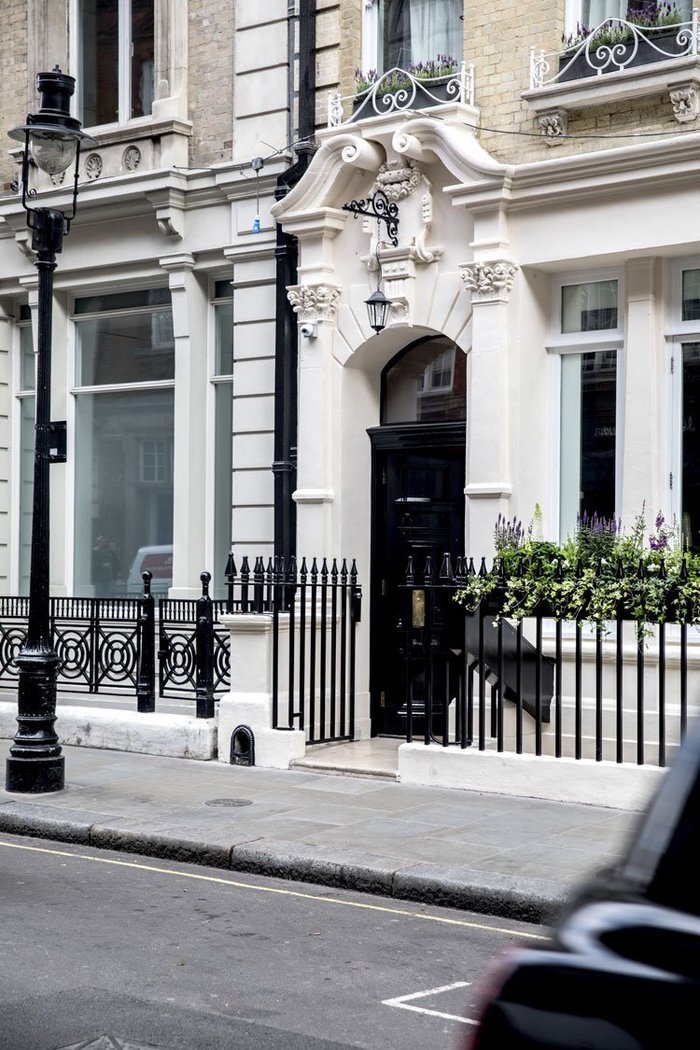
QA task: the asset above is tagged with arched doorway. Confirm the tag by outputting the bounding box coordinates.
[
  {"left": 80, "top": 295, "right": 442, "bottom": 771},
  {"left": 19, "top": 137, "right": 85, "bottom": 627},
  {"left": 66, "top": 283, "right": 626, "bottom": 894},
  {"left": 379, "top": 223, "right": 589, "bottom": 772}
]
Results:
[{"left": 369, "top": 335, "right": 467, "bottom": 736}]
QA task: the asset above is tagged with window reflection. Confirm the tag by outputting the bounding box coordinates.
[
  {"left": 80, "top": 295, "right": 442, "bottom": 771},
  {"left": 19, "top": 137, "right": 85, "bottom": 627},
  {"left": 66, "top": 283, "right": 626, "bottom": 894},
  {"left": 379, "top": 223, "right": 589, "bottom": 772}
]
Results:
[{"left": 383, "top": 337, "right": 466, "bottom": 423}]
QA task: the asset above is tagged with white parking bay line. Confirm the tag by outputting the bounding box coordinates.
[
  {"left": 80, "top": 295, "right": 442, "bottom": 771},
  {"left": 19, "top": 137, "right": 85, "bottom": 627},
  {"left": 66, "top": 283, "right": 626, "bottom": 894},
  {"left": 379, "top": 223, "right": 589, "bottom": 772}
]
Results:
[{"left": 382, "top": 981, "right": 476, "bottom": 1025}]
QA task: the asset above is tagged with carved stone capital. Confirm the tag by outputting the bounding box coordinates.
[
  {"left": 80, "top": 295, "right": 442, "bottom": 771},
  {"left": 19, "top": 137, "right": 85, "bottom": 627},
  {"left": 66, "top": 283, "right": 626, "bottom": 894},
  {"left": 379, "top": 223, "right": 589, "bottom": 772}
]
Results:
[
  {"left": 670, "top": 84, "right": 700, "bottom": 123},
  {"left": 460, "top": 261, "right": 519, "bottom": 303},
  {"left": 287, "top": 283, "right": 342, "bottom": 323},
  {"left": 536, "top": 108, "right": 568, "bottom": 146}
]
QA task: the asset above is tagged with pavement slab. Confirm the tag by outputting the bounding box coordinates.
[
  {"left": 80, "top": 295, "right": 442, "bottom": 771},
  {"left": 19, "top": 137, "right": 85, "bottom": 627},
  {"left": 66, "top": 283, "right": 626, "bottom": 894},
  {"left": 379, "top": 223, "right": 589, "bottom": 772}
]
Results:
[{"left": 0, "top": 741, "right": 640, "bottom": 925}]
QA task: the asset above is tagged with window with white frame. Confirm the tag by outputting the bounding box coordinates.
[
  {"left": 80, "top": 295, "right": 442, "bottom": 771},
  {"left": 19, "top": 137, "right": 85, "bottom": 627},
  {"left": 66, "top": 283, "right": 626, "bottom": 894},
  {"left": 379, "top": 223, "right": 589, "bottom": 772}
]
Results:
[
  {"left": 555, "top": 277, "right": 621, "bottom": 541},
  {"left": 211, "top": 279, "right": 233, "bottom": 599},
  {"left": 365, "top": 0, "right": 464, "bottom": 74},
  {"left": 573, "top": 1, "right": 692, "bottom": 29},
  {"left": 76, "top": 0, "right": 154, "bottom": 127},
  {"left": 669, "top": 265, "right": 700, "bottom": 551},
  {"left": 16, "top": 306, "right": 35, "bottom": 596},
  {"left": 72, "top": 288, "right": 174, "bottom": 597}
]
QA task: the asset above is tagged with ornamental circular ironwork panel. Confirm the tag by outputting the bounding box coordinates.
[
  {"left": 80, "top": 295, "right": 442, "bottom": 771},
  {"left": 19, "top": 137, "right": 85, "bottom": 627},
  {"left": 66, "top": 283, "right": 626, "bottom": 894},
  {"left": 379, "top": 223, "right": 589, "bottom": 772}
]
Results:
[
  {"left": 0, "top": 626, "right": 27, "bottom": 670},
  {"left": 163, "top": 632, "right": 196, "bottom": 685},
  {"left": 97, "top": 628, "right": 138, "bottom": 681},
  {"left": 55, "top": 628, "right": 91, "bottom": 681}
]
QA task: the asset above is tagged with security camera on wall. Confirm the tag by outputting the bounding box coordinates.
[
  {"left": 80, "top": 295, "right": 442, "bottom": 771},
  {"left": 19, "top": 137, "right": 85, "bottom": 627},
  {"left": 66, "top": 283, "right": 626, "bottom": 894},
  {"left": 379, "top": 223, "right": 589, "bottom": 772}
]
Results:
[{"left": 299, "top": 322, "right": 318, "bottom": 339}]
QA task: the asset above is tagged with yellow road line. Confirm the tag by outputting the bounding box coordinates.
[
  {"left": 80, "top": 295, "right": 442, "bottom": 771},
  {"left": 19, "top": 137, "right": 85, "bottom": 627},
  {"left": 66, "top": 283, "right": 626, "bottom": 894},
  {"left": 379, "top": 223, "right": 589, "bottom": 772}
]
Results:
[{"left": 0, "top": 837, "right": 549, "bottom": 940}]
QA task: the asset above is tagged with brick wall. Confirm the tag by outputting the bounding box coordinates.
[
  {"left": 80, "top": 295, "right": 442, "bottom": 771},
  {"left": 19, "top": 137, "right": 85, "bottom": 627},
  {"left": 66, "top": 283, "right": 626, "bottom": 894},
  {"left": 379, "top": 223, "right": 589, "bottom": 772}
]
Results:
[
  {"left": 0, "top": 0, "right": 28, "bottom": 192},
  {"left": 188, "top": 0, "right": 235, "bottom": 167}
]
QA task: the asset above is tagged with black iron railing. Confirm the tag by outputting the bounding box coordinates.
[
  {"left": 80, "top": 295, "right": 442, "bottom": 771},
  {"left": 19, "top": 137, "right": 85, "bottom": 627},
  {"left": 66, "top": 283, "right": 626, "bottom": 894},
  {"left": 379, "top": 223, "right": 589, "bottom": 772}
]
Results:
[
  {"left": 224, "top": 556, "right": 362, "bottom": 744},
  {"left": 0, "top": 558, "right": 362, "bottom": 742},
  {"left": 400, "top": 555, "right": 698, "bottom": 768}
]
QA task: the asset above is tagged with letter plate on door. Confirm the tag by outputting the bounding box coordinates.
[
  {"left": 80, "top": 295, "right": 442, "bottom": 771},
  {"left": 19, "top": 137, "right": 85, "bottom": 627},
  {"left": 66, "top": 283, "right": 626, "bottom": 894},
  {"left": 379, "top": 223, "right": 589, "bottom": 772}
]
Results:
[{"left": 412, "top": 590, "right": 425, "bottom": 628}]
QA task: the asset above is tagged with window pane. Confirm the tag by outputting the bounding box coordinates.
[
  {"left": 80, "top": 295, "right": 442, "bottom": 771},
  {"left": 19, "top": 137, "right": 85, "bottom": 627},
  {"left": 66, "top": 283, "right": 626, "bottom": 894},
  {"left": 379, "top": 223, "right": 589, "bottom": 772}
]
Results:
[
  {"left": 562, "top": 280, "right": 618, "bottom": 333},
  {"left": 215, "top": 301, "right": 233, "bottom": 376},
  {"left": 378, "top": 0, "right": 463, "bottom": 71},
  {"left": 383, "top": 338, "right": 466, "bottom": 423},
  {"left": 132, "top": 0, "right": 155, "bottom": 118},
  {"left": 80, "top": 0, "right": 119, "bottom": 126},
  {"left": 74, "top": 388, "right": 174, "bottom": 597},
  {"left": 682, "top": 343, "right": 700, "bottom": 551},
  {"left": 75, "top": 288, "right": 170, "bottom": 314},
  {"left": 19, "top": 325, "right": 35, "bottom": 391},
  {"left": 18, "top": 397, "right": 35, "bottom": 596},
  {"left": 213, "top": 381, "right": 233, "bottom": 598},
  {"left": 560, "top": 351, "right": 617, "bottom": 538},
  {"left": 77, "top": 309, "right": 174, "bottom": 385},
  {"left": 682, "top": 270, "right": 700, "bottom": 321}
]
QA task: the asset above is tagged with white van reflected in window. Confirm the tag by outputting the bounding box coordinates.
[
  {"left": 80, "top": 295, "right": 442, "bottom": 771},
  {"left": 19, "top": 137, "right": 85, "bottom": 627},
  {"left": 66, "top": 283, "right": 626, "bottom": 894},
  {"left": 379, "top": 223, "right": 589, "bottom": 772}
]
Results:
[{"left": 126, "top": 545, "right": 172, "bottom": 597}]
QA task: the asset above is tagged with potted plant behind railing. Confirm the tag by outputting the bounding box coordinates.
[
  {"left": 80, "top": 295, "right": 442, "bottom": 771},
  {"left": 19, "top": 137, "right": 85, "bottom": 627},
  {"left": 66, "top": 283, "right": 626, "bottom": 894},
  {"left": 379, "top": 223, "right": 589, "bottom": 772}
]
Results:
[
  {"left": 352, "top": 56, "right": 460, "bottom": 119},
  {"left": 557, "top": 3, "right": 691, "bottom": 83},
  {"left": 454, "top": 507, "right": 700, "bottom": 638}
]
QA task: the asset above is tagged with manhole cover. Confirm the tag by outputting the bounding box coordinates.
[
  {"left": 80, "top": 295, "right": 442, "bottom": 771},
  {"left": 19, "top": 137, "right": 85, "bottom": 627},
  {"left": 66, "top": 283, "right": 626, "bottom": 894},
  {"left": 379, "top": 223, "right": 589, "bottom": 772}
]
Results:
[{"left": 204, "top": 798, "right": 253, "bottom": 807}]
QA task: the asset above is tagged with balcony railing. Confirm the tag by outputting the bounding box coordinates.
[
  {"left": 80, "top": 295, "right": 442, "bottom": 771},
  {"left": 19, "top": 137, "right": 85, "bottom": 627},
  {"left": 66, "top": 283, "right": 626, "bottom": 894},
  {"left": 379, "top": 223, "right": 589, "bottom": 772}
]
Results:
[
  {"left": 327, "top": 63, "right": 475, "bottom": 128},
  {"left": 530, "top": 12, "right": 699, "bottom": 90}
]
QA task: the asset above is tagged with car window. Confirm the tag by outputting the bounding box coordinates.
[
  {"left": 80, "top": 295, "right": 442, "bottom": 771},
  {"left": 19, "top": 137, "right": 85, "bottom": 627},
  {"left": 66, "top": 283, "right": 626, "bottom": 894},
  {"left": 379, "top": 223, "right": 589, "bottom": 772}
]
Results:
[{"left": 621, "top": 718, "right": 700, "bottom": 916}]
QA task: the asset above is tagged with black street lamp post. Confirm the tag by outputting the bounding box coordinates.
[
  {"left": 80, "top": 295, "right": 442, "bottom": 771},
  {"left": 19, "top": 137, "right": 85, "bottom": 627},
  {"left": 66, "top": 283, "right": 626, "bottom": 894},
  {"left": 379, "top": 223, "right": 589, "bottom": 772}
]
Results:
[{"left": 5, "top": 68, "right": 95, "bottom": 793}]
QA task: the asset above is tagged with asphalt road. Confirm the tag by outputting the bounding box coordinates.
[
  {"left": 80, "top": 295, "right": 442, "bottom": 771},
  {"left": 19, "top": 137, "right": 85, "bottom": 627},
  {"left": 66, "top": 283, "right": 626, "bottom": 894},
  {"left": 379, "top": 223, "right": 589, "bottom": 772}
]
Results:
[{"left": 0, "top": 834, "right": 549, "bottom": 1050}]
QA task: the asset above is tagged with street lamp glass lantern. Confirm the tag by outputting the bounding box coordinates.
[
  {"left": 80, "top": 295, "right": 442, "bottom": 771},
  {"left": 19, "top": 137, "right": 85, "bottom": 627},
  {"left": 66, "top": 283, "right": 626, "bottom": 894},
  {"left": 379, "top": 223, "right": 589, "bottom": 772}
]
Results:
[
  {"left": 8, "top": 67, "right": 97, "bottom": 227},
  {"left": 365, "top": 288, "right": 391, "bottom": 333},
  {"left": 28, "top": 130, "right": 78, "bottom": 175}
]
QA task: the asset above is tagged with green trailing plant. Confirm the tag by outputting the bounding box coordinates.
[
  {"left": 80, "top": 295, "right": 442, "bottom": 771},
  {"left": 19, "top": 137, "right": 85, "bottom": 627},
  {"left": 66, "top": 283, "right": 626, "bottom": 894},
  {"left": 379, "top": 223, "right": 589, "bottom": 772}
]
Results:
[{"left": 454, "top": 508, "right": 700, "bottom": 634}]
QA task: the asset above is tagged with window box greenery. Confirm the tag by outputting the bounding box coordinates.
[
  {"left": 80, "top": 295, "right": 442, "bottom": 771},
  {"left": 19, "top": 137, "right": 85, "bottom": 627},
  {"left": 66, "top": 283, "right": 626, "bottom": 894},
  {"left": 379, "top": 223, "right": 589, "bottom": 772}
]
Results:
[
  {"left": 558, "top": 6, "right": 688, "bottom": 84},
  {"left": 352, "top": 57, "right": 460, "bottom": 118},
  {"left": 454, "top": 509, "right": 700, "bottom": 632}
]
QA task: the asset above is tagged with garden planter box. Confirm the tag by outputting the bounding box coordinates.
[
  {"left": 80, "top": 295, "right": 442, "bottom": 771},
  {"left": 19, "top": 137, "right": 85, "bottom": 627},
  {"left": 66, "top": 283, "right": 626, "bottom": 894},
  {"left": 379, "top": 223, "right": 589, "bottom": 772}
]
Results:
[
  {"left": 352, "top": 77, "right": 455, "bottom": 121},
  {"left": 558, "top": 27, "right": 687, "bottom": 83}
]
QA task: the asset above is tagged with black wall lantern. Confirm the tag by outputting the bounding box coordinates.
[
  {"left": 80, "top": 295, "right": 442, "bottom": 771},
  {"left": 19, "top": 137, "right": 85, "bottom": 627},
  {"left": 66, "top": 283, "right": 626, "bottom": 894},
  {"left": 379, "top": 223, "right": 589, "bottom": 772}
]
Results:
[
  {"left": 5, "top": 69, "right": 95, "bottom": 794},
  {"left": 343, "top": 189, "right": 397, "bottom": 334},
  {"left": 365, "top": 287, "right": 391, "bottom": 333}
]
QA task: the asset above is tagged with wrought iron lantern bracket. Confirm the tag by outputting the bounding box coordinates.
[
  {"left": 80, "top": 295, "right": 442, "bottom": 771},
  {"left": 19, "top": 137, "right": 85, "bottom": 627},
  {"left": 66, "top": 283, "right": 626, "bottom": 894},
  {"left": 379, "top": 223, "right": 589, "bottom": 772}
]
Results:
[{"left": 342, "top": 189, "right": 399, "bottom": 247}]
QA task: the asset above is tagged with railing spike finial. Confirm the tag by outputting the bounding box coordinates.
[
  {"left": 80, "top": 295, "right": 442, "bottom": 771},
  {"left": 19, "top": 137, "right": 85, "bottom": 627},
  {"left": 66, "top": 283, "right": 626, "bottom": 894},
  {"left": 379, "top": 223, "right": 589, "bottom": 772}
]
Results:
[
  {"left": 468, "top": 557, "right": 475, "bottom": 576},
  {"left": 478, "top": 556, "right": 488, "bottom": 578},
  {"left": 225, "top": 551, "right": 235, "bottom": 579},
  {"left": 200, "top": 570, "right": 211, "bottom": 596},
  {"left": 439, "top": 552, "right": 452, "bottom": 581},
  {"left": 141, "top": 569, "right": 152, "bottom": 596},
  {"left": 424, "top": 555, "right": 434, "bottom": 583},
  {"left": 405, "top": 555, "right": 414, "bottom": 584}
]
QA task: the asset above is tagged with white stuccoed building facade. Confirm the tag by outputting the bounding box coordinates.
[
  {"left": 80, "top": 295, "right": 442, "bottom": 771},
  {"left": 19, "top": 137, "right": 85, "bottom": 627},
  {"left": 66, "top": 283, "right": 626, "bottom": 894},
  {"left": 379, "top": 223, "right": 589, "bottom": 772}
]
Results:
[{"left": 1, "top": 1, "right": 700, "bottom": 806}]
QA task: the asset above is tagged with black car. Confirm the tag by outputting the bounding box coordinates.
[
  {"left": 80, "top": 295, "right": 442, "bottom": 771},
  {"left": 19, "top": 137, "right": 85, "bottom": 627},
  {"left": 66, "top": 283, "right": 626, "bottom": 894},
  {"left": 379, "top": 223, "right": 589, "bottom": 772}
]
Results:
[{"left": 460, "top": 717, "right": 700, "bottom": 1049}]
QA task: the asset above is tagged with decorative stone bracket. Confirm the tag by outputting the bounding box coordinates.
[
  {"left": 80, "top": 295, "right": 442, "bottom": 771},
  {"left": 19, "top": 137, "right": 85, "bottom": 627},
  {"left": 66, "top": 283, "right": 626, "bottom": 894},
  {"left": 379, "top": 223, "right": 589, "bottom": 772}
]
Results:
[
  {"left": 536, "top": 108, "right": 568, "bottom": 146},
  {"left": 460, "top": 260, "right": 519, "bottom": 303},
  {"left": 669, "top": 82, "right": 700, "bottom": 122},
  {"left": 287, "top": 283, "right": 342, "bottom": 323}
]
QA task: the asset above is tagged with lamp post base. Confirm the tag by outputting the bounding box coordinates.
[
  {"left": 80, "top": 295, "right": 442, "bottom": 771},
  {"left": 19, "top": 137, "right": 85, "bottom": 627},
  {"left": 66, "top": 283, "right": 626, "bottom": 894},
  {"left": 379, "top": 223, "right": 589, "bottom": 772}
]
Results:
[{"left": 5, "top": 755, "right": 65, "bottom": 794}]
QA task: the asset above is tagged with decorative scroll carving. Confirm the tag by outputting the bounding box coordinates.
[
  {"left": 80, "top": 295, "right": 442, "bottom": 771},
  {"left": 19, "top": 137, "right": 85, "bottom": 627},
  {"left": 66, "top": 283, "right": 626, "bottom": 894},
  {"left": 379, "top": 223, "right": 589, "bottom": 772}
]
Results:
[
  {"left": 287, "top": 284, "right": 342, "bottom": 322},
  {"left": 536, "top": 109, "right": 568, "bottom": 145},
  {"left": 670, "top": 84, "right": 700, "bottom": 123},
  {"left": 460, "top": 261, "right": 519, "bottom": 303}
]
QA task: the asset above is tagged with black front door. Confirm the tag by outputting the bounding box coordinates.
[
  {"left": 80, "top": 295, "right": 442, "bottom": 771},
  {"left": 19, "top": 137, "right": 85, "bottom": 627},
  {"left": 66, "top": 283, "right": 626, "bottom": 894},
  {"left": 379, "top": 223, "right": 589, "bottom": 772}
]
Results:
[{"left": 370, "top": 424, "right": 465, "bottom": 735}]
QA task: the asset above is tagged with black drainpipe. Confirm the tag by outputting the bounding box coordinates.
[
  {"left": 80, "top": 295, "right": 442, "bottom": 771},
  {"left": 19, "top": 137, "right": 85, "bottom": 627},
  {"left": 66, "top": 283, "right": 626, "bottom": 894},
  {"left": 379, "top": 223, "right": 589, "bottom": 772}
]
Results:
[{"left": 272, "top": 0, "right": 317, "bottom": 566}]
